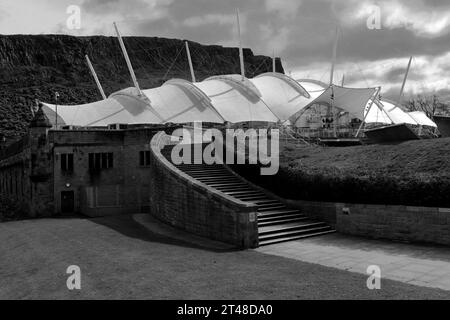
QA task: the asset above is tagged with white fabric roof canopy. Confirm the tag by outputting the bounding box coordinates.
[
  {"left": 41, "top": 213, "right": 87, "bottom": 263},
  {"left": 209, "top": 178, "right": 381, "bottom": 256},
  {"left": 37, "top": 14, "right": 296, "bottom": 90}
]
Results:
[
  {"left": 42, "top": 98, "right": 142, "bottom": 127},
  {"left": 378, "top": 100, "right": 418, "bottom": 125},
  {"left": 407, "top": 111, "right": 437, "bottom": 127},
  {"left": 289, "top": 85, "right": 377, "bottom": 125},
  {"left": 194, "top": 75, "right": 279, "bottom": 123},
  {"left": 364, "top": 100, "right": 392, "bottom": 124},
  {"left": 250, "top": 73, "right": 312, "bottom": 122},
  {"left": 42, "top": 73, "right": 284, "bottom": 126}
]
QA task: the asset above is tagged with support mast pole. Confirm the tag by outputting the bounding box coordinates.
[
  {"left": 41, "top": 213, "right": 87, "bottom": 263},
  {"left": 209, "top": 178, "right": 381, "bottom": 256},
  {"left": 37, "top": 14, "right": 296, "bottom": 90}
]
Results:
[
  {"left": 185, "top": 41, "right": 196, "bottom": 83},
  {"left": 330, "top": 27, "right": 339, "bottom": 137},
  {"left": 236, "top": 9, "right": 245, "bottom": 81},
  {"left": 272, "top": 49, "right": 276, "bottom": 73},
  {"left": 113, "top": 22, "right": 142, "bottom": 95},
  {"left": 85, "top": 55, "right": 107, "bottom": 100},
  {"left": 330, "top": 27, "right": 339, "bottom": 87},
  {"left": 397, "top": 56, "right": 413, "bottom": 107}
]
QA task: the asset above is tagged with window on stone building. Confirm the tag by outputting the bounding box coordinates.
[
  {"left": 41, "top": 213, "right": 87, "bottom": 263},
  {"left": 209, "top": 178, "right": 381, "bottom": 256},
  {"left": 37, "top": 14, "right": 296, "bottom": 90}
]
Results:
[
  {"left": 89, "top": 152, "right": 113, "bottom": 170},
  {"left": 61, "top": 153, "right": 74, "bottom": 172},
  {"left": 139, "top": 151, "right": 151, "bottom": 167}
]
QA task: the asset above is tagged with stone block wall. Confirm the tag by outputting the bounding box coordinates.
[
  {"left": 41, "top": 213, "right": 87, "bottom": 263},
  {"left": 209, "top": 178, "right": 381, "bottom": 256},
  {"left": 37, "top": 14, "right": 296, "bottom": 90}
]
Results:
[
  {"left": 287, "top": 199, "right": 450, "bottom": 246},
  {"left": 149, "top": 132, "right": 259, "bottom": 249},
  {"left": 337, "top": 204, "right": 450, "bottom": 245}
]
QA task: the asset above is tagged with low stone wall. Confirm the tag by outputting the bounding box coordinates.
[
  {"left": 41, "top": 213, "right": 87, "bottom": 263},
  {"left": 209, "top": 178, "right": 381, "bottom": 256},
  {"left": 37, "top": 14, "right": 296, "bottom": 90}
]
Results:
[
  {"left": 148, "top": 132, "right": 259, "bottom": 249},
  {"left": 287, "top": 199, "right": 450, "bottom": 246}
]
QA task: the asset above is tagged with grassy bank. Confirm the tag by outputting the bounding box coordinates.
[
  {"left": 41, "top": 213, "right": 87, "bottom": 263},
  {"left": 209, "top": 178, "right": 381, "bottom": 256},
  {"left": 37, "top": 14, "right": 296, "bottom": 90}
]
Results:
[
  {"left": 1, "top": 215, "right": 449, "bottom": 299},
  {"left": 231, "top": 137, "right": 450, "bottom": 207}
]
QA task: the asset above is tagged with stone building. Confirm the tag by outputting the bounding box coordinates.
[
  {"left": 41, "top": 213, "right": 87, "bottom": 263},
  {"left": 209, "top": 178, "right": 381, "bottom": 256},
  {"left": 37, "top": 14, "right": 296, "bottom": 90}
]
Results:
[{"left": 0, "top": 104, "right": 173, "bottom": 217}]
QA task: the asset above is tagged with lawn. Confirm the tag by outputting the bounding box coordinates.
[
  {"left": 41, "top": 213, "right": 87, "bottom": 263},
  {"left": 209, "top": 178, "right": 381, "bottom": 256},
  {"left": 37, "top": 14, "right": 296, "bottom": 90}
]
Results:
[
  {"left": 0, "top": 214, "right": 449, "bottom": 299},
  {"left": 232, "top": 137, "right": 450, "bottom": 207}
]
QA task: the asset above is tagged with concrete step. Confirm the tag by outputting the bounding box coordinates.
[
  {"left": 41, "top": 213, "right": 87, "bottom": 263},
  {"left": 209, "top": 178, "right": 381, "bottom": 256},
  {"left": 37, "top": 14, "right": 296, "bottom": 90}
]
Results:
[
  {"left": 258, "top": 230, "right": 336, "bottom": 246},
  {"left": 259, "top": 221, "right": 328, "bottom": 236},
  {"left": 258, "top": 209, "right": 301, "bottom": 218},
  {"left": 257, "top": 204, "right": 287, "bottom": 212},
  {"left": 208, "top": 182, "right": 248, "bottom": 188},
  {"left": 258, "top": 215, "right": 310, "bottom": 227},
  {"left": 189, "top": 172, "right": 231, "bottom": 177},
  {"left": 235, "top": 196, "right": 271, "bottom": 201},
  {"left": 224, "top": 190, "right": 265, "bottom": 197},
  {"left": 196, "top": 177, "right": 241, "bottom": 183},
  {"left": 259, "top": 226, "right": 333, "bottom": 242}
]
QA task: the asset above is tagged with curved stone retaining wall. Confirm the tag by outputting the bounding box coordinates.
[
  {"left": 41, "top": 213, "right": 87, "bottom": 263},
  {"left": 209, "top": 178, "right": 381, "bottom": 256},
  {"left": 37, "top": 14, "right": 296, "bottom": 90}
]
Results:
[{"left": 149, "top": 132, "right": 259, "bottom": 249}]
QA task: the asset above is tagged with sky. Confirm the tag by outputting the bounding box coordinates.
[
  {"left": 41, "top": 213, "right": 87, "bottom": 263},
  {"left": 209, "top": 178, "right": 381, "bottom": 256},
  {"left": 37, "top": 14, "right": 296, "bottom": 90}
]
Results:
[{"left": 1, "top": 0, "right": 449, "bottom": 101}]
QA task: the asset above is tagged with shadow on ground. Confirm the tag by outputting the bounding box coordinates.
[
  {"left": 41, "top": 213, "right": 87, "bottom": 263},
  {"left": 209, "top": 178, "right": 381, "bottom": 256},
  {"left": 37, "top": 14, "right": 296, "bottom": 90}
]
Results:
[{"left": 88, "top": 213, "right": 238, "bottom": 253}]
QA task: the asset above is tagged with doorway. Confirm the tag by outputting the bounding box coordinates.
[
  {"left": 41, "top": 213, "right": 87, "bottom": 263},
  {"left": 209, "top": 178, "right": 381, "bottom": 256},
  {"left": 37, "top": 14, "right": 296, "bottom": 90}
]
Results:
[{"left": 61, "top": 191, "right": 75, "bottom": 214}]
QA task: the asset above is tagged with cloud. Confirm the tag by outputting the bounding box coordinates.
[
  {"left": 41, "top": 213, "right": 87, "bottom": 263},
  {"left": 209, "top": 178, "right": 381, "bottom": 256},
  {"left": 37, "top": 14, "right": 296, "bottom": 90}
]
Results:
[
  {"left": 341, "top": 0, "right": 450, "bottom": 37},
  {"left": 0, "top": 0, "right": 449, "bottom": 98},
  {"left": 265, "top": 0, "right": 303, "bottom": 20},
  {"left": 182, "top": 14, "right": 235, "bottom": 28}
]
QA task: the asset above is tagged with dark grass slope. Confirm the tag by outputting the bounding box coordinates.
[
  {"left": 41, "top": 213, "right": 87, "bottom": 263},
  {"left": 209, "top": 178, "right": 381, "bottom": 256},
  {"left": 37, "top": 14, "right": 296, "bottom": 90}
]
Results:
[{"left": 232, "top": 138, "right": 450, "bottom": 208}]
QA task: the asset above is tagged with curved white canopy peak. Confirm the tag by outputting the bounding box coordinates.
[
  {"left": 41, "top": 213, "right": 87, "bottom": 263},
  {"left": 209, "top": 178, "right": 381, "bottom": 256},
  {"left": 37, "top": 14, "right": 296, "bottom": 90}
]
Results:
[
  {"left": 162, "top": 78, "right": 225, "bottom": 122},
  {"left": 256, "top": 72, "right": 310, "bottom": 98},
  {"left": 250, "top": 75, "right": 314, "bottom": 122},
  {"left": 163, "top": 78, "right": 212, "bottom": 104},
  {"left": 109, "top": 87, "right": 165, "bottom": 122},
  {"left": 195, "top": 79, "right": 279, "bottom": 123},
  {"left": 204, "top": 74, "right": 262, "bottom": 101}
]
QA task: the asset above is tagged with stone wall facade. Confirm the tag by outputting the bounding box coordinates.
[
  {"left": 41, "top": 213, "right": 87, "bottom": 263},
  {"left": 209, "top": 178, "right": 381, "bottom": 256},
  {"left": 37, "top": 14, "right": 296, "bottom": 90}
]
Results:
[
  {"left": 149, "top": 132, "right": 259, "bottom": 248},
  {"left": 287, "top": 199, "right": 450, "bottom": 246},
  {"left": 1, "top": 115, "right": 174, "bottom": 217}
]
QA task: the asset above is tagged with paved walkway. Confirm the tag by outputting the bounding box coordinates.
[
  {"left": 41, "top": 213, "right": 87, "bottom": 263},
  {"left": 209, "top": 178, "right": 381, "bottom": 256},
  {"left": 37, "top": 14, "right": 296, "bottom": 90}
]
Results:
[{"left": 256, "top": 234, "right": 450, "bottom": 291}]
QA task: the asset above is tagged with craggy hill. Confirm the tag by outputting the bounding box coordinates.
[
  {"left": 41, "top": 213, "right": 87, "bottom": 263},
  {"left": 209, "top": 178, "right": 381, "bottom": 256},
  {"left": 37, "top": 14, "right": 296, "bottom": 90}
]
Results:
[{"left": 0, "top": 34, "right": 283, "bottom": 142}]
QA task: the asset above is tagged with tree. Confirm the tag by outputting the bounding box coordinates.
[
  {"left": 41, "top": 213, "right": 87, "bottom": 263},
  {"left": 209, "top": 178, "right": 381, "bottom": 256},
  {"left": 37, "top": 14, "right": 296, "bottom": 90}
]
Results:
[{"left": 405, "top": 94, "right": 450, "bottom": 118}]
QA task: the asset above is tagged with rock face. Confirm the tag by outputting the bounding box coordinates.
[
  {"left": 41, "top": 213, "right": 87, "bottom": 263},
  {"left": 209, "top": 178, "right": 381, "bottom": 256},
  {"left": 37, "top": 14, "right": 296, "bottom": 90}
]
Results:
[{"left": 0, "top": 34, "right": 284, "bottom": 142}]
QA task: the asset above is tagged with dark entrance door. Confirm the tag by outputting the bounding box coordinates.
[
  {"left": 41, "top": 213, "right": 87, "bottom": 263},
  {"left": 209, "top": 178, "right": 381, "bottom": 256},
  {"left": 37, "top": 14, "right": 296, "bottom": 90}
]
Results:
[{"left": 61, "top": 191, "right": 75, "bottom": 214}]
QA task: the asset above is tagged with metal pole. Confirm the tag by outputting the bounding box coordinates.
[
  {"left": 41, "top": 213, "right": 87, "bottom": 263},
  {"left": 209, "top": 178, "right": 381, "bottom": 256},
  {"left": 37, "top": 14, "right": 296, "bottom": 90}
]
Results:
[
  {"left": 85, "top": 55, "right": 107, "bottom": 100},
  {"left": 397, "top": 56, "right": 413, "bottom": 106},
  {"left": 55, "top": 92, "right": 59, "bottom": 129},
  {"left": 236, "top": 9, "right": 245, "bottom": 81},
  {"left": 185, "top": 41, "right": 196, "bottom": 82},
  {"left": 272, "top": 49, "right": 276, "bottom": 73},
  {"left": 329, "top": 27, "right": 339, "bottom": 138},
  {"left": 329, "top": 26, "right": 339, "bottom": 86},
  {"left": 330, "top": 84, "right": 337, "bottom": 138},
  {"left": 113, "top": 22, "right": 141, "bottom": 94}
]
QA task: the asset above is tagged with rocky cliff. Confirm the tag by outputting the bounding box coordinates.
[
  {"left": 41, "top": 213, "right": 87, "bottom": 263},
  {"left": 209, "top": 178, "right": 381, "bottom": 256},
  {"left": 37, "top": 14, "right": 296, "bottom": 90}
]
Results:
[{"left": 0, "top": 35, "right": 283, "bottom": 142}]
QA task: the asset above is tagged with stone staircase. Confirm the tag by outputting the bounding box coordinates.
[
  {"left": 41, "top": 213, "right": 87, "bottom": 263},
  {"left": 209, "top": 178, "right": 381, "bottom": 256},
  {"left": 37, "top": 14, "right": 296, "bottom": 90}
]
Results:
[{"left": 162, "top": 146, "right": 335, "bottom": 246}]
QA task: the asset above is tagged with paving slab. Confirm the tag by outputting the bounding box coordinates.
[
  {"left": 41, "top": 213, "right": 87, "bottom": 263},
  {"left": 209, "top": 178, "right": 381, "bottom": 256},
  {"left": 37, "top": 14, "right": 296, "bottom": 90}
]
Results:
[{"left": 256, "top": 233, "right": 450, "bottom": 291}]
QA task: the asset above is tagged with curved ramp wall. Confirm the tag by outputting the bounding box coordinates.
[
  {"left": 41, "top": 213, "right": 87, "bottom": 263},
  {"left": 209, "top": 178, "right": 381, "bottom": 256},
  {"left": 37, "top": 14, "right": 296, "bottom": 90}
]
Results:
[{"left": 149, "top": 132, "right": 259, "bottom": 249}]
